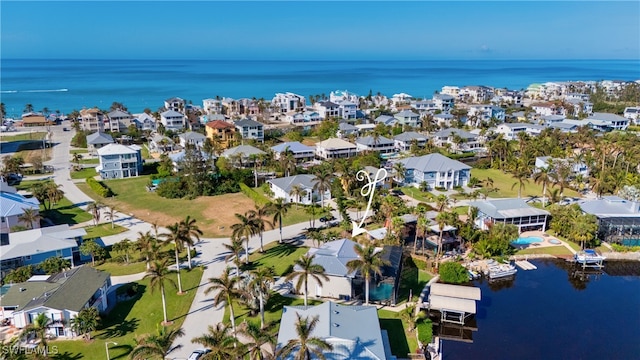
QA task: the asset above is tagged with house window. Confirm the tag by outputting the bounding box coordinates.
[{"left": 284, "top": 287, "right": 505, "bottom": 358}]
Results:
[
  {"left": 25, "top": 255, "right": 31, "bottom": 260},
  {"left": 56, "top": 250, "right": 63, "bottom": 257}
]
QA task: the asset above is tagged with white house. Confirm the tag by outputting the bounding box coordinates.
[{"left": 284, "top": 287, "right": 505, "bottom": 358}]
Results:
[
  {"left": 355, "top": 135, "right": 395, "bottom": 154},
  {"left": 394, "top": 110, "right": 421, "bottom": 127},
  {"left": 96, "top": 143, "right": 143, "bottom": 179},
  {"left": 267, "top": 174, "right": 330, "bottom": 205},
  {"left": 411, "top": 100, "right": 437, "bottom": 112},
  {"left": 586, "top": 112, "right": 630, "bottom": 131},
  {"left": 330, "top": 90, "right": 359, "bottom": 103},
  {"left": 234, "top": 118, "right": 264, "bottom": 143},
  {"left": 132, "top": 113, "right": 157, "bottom": 131},
  {"left": 0, "top": 190, "right": 40, "bottom": 233},
  {"left": 336, "top": 100, "right": 357, "bottom": 120},
  {"left": 535, "top": 156, "right": 589, "bottom": 178},
  {"left": 623, "top": 107, "right": 640, "bottom": 123},
  {"left": 272, "top": 92, "right": 306, "bottom": 113},
  {"left": 469, "top": 198, "right": 550, "bottom": 233},
  {"left": 314, "top": 101, "right": 340, "bottom": 119},
  {"left": 394, "top": 153, "right": 471, "bottom": 190},
  {"left": 532, "top": 102, "right": 565, "bottom": 117},
  {"left": 460, "top": 86, "right": 493, "bottom": 103},
  {"left": 178, "top": 131, "right": 207, "bottom": 148},
  {"left": 271, "top": 142, "right": 315, "bottom": 162},
  {"left": 106, "top": 109, "right": 133, "bottom": 133},
  {"left": 495, "top": 123, "right": 545, "bottom": 140},
  {"left": 202, "top": 98, "right": 223, "bottom": 114},
  {"left": 434, "top": 113, "right": 456, "bottom": 127},
  {"left": 164, "top": 97, "right": 185, "bottom": 112},
  {"left": 394, "top": 131, "right": 428, "bottom": 152},
  {"left": 441, "top": 86, "right": 461, "bottom": 98},
  {"left": 315, "top": 138, "right": 358, "bottom": 159},
  {"left": 79, "top": 108, "right": 106, "bottom": 132},
  {"left": 336, "top": 122, "right": 359, "bottom": 138},
  {"left": 304, "top": 239, "right": 361, "bottom": 299},
  {"left": 160, "top": 110, "right": 185, "bottom": 131},
  {"left": 467, "top": 104, "right": 505, "bottom": 125},
  {"left": 432, "top": 128, "right": 483, "bottom": 153},
  {"left": 565, "top": 98, "right": 593, "bottom": 117},
  {"left": 433, "top": 94, "right": 455, "bottom": 112},
  {"left": 374, "top": 115, "right": 398, "bottom": 126}
]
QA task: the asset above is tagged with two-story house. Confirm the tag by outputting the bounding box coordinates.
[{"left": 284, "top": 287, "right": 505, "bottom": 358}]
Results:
[
  {"left": 106, "top": 109, "right": 133, "bottom": 133},
  {"left": 164, "top": 97, "right": 185, "bottom": 112},
  {"left": 79, "top": 108, "right": 106, "bottom": 132},
  {"left": 272, "top": 92, "right": 306, "bottom": 113},
  {"left": 336, "top": 100, "right": 357, "bottom": 120},
  {"left": 234, "top": 118, "right": 264, "bottom": 143},
  {"left": 315, "top": 138, "right": 358, "bottom": 159},
  {"left": 394, "top": 131, "right": 428, "bottom": 152},
  {"left": 433, "top": 94, "right": 455, "bottom": 112},
  {"left": 336, "top": 122, "right": 359, "bottom": 139},
  {"left": 271, "top": 141, "right": 315, "bottom": 162},
  {"left": 432, "top": 128, "right": 483, "bottom": 153},
  {"left": 178, "top": 131, "right": 207, "bottom": 148},
  {"left": 0, "top": 189, "right": 40, "bottom": 234},
  {"left": 267, "top": 174, "right": 331, "bottom": 205},
  {"left": 132, "top": 113, "right": 157, "bottom": 131},
  {"left": 355, "top": 135, "right": 395, "bottom": 154},
  {"left": 495, "top": 123, "right": 545, "bottom": 140},
  {"left": 394, "top": 153, "right": 471, "bottom": 190},
  {"left": 314, "top": 101, "right": 340, "bottom": 119},
  {"left": 205, "top": 120, "right": 236, "bottom": 149},
  {"left": 467, "top": 104, "right": 505, "bottom": 125},
  {"left": 96, "top": 143, "right": 143, "bottom": 179},
  {"left": 202, "top": 98, "right": 223, "bottom": 114},
  {"left": 160, "top": 110, "right": 185, "bottom": 131},
  {"left": 394, "top": 110, "right": 421, "bottom": 127}
]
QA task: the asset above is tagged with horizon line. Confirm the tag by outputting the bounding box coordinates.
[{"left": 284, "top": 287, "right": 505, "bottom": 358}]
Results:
[{"left": 2, "top": 58, "right": 640, "bottom": 63}]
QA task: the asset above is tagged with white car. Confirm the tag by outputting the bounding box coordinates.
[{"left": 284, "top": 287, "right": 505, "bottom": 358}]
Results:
[{"left": 188, "top": 349, "right": 211, "bottom": 360}]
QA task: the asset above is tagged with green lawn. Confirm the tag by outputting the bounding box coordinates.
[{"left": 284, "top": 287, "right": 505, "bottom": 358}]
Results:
[
  {"left": 70, "top": 149, "right": 89, "bottom": 154},
  {"left": 452, "top": 206, "right": 469, "bottom": 215},
  {"left": 253, "top": 187, "right": 330, "bottom": 227},
  {"left": 378, "top": 309, "right": 418, "bottom": 357},
  {"left": 398, "top": 257, "right": 433, "bottom": 303},
  {"left": 52, "top": 268, "right": 203, "bottom": 360},
  {"left": 0, "top": 132, "right": 46, "bottom": 141},
  {"left": 95, "top": 261, "right": 147, "bottom": 276},
  {"left": 42, "top": 196, "right": 93, "bottom": 225},
  {"left": 15, "top": 179, "right": 51, "bottom": 191},
  {"left": 79, "top": 158, "right": 100, "bottom": 164},
  {"left": 516, "top": 246, "right": 572, "bottom": 256},
  {"left": 399, "top": 186, "right": 435, "bottom": 203},
  {"left": 70, "top": 167, "right": 98, "bottom": 179},
  {"left": 141, "top": 145, "right": 151, "bottom": 159},
  {"left": 242, "top": 242, "right": 309, "bottom": 276},
  {"left": 83, "top": 223, "right": 128, "bottom": 239},
  {"left": 470, "top": 168, "right": 580, "bottom": 199}
]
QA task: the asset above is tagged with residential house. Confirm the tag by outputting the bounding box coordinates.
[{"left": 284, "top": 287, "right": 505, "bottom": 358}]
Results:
[
  {"left": 564, "top": 98, "right": 593, "bottom": 117},
  {"left": 411, "top": 100, "right": 437, "bottom": 112},
  {"left": 272, "top": 92, "right": 306, "bottom": 113},
  {"left": 374, "top": 115, "right": 398, "bottom": 126},
  {"left": 221, "top": 145, "right": 266, "bottom": 167},
  {"left": 178, "top": 131, "right": 207, "bottom": 148},
  {"left": 535, "top": 156, "right": 589, "bottom": 177},
  {"left": 460, "top": 86, "right": 493, "bottom": 103},
  {"left": 234, "top": 118, "right": 264, "bottom": 143},
  {"left": 164, "top": 97, "right": 185, "bottom": 112},
  {"left": 267, "top": 174, "right": 330, "bottom": 205},
  {"left": 541, "top": 114, "right": 566, "bottom": 125},
  {"left": 391, "top": 93, "right": 413, "bottom": 107},
  {"left": 434, "top": 113, "right": 456, "bottom": 127},
  {"left": 469, "top": 198, "right": 550, "bottom": 233},
  {"left": 330, "top": 90, "right": 359, "bottom": 103},
  {"left": 160, "top": 110, "right": 185, "bottom": 131},
  {"left": 355, "top": 136, "right": 395, "bottom": 154},
  {"left": 578, "top": 196, "right": 640, "bottom": 245},
  {"left": 271, "top": 142, "right": 315, "bottom": 162},
  {"left": 394, "top": 131, "right": 427, "bottom": 152},
  {"left": 315, "top": 138, "right": 358, "bottom": 159},
  {"left": 79, "top": 108, "right": 106, "bottom": 132},
  {"left": 221, "top": 97, "right": 242, "bottom": 116},
  {"left": 199, "top": 114, "right": 227, "bottom": 125},
  {"left": 21, "top": 115, "right": 51, "bottom": 127},
  {"left": 202, "top": 98, "right": 223, "bottom": 114},
  {"left": 441, "top": 86, "right": 461, "bottom": 98},
  {"left": 623, "top": 107, "right": 640, "bottom": 123},
  {"left": 531, "top": 102, "right": 565, "bottom": 117},
  {"left": 495, "top": 123, "right": 545, "bottom": 140},
  {"left": 106, "top": 109, "right": 133, "bottom": 133},
  {"left": 394, "top": 110, "right": 421, "bottom": 127},
  {"left": 86, "top": 132, "right": 114, "bottom": 155},
  {"left": 96, "top": 143, "right": 143, "bottom": 179},
  {"left": 148, "top": 134, "right": 175, "bottom": 153},
  {"left": 0, "top": 266, "right": 110, "bottom": 338},
  {"left": 285, "top": 111, "right": 321, "bottom": 128},
  {"left": 336, "top": 122, "right": 359, "bottom": 139},
  {"left": 394, "top": 153, "right": 471, "bottom": 190},
  {"left": 467, "top": 104, "right": 506, "bottom": 125},
  {"left": 314, "top": 101, "right": 340, "bottom": 119},
  {"left": 168, "top": 149, "right": 215, "bottom": 173},
  {"left": 132, "top": 113, "right": 157, "bottom": 131},
  {"left": 433, "top": 94, "right": 455, "bottom": 112},
  {"left": 301, "top": 238, "right": 360, "bottom": 299},
  {"left": 276, "top": 301, "right": 395, "bottom": 360},
  {"left": 432, "top": 128, "right": 483, "bottom": 153},
  {"left": 205, "top": 120, "right": 236, "bottom": 149},
  {"left": 336, "top": 100, "right": 357, "bottom": 120},
  {"left": 0, "top": 224, "right": 87, "bottom": 277},
  {"left": 585, "top": 112, "right": 630, "bottom": 131},
  {"left": 547, "top": 122, "right": 579, "bottom": 133},
  {"left": 0, "top": 191, "right": 40, "bottom": 234}
]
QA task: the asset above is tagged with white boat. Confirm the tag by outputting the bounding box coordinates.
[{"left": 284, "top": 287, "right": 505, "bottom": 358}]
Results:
[
  {"left": 468, "top": 270, "right": 480, "bottom": 280},
  {"left": 574, "top": 249, "right": 606, "bottom": 264},
  {"left": 488, "top": 264, "right": 518, "bottom": 279}
]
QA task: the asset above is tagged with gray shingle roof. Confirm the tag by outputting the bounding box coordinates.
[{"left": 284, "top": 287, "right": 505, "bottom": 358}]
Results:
[
  {"left": 338, "top": 122, "right": 358, "bottom": 131},
  {"left": 267, "top": 174, "right": 317, "bottom": 194},
  {"left": 178, "top": 131, "right": 206, "bottom": 141},
  {"left": 432, "top": 128, "right": 477, "bottom": 140},
  {"left": 221, "top": 145, "right": 266, "bottom": 158},
  {"left": 397, "top": 153, "right": 471, "bottom": 173},
  {"left": 469, "top": 199, "right": 550, "bottom": 219},
  {"left": 86, "top": 132, "right": 114, "bottom": 145},
  {"left": 2, "top": 224, "right": 86, "bottom": 260},
  {"left": 356, "top": 135, "right": 394, "bottom": 146},
  {"left": 234, "top": 118, "right": 263, "bottom": 128},
  {"left": 587, "top": 112, "right": 628, "bottom": 122},
  {"left": 271, "top": 142, "right": 314, "bottom": 154},
  {"left": 394, "top": 131, "right": 427, "bottom": 142},
  {"left": 578, "top": 196, "right": 640, "bottom": 218}
]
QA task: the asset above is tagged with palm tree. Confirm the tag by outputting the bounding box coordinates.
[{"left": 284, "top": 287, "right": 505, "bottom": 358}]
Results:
[
  {"left": 392, "top": 162, "right": 406, "bottom": 187},
  {"left": 44, "top": 182, "right": 64, "bottom": 210},
  {"left": 161, "top": 223, "right": 186, "bottom": 294},
  {"left": 231, "top": 212, "right": 258, "bottom": 264},
  {"left": 130, "top": 326, "right": 184, "bottom": 360},
  {"left": 511, "top": 166, "right": 530, "bottom": 199},
  {"left": 238, "top": 321, "right": 276, "bottom": 360},
  {"left": 104, "top": 205, "right": 117, "bottom": 229},
  {"left": 289, "top": 185, "right": 306, "bottom": 209},
  {"left": 415, "top": 216, "right": 430, "bottom": 255},
  {"left": 69, "top": 306, "right": 100, "bottom": 341},
  {"left": 312, "top": 169, "right": 333, "bottom": 209},
  {"left": 434, "top": 212, "right": 455, "bottom": 269},
  {"left": 205, "top": 267, "right": 240, "bottom": 336},
  {"left": 136, "top": 231, "right": 158, "bottom": 270},
  {"left": 144, "top": 259, "right": 177, "bottom": 325},
  {"left": 533, "top": 166, "right": 553, "bottom": 206},
  {"left": 112, "top": 238, "right": 134, "bottom": 264},
  {"left": 278, "top": 314, "right": 333, "bottom": 360},
  {"left": 249, "top": 203, "right": 274, "bottom": 253},
  {"left": 285, "top": 254, "right": 329, "bottom": 307},
  {"left": 271, "top": 198, "right": 291, "bottom": 244},
  {"left": 249, "top": 267, "right": 275, "bottom": 329},
  {"left": 72, "top": 152, "right": 83, "bottom": 166},
  {"left": 18, "top": 208, "right": 41, "bottom": 229},
  {"left": 434, "top": 194, "right": 450, "bottom": 212},
  {"left": 223, "top": 237, "right": 244, "bottom": 277},
  {"left": 180, "top": 215, "right": 203, "bottom": 270},
  {"left": 346, "top": 244, "right": 389, "bottom": 305},
  {"left": 191, "top": 324, "right": 240, "bottom": 360},
  {"left": 24, "top": 313, "right": 51, "bottom": 357},
  {"left": 86, "top": 202, "right": 101, "bottom": 226}
]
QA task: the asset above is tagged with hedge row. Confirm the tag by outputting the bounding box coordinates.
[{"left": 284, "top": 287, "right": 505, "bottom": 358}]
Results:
[
  {"left": 87, "top": 177, "right": 114, "bottom": 197},
  {"left": 239, "top": 183, "right": 270, "bottom": 205}
]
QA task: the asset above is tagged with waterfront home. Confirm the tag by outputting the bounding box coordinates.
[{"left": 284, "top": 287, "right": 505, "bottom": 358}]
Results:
[
  {"left": 132, "top": 112, "right": 156, "bottom": 131},
  {"left": 432, "top": 128, "right": 483, "bottom": 153},
  {"left": 220, "top": 97, "right": 241, "bottom": 116},
  {"left": 0, "top": 266, "right": 111, "bottom": 338},
  {"left": 433, "top": 93, "right": 455, "bottom": 112},
  {"left": 272, "top": 92, "right": 306, "bottom": 113},
  {"left": 393, "top": 153, "right": 471, "bottom": 190},
  {"left": 535, "top": 156, "right": 589, "bottom": 177},
  {"left": 541, "top": 114, "right": 566, "bottom": 125},
  {"left": 495, "top": 123, "right": 545, "bottom": 140},
  {"left": 330, "top": 89, "right": 359, "bottom": 103},
  {"left": 221, "top": 145, "right": 266, "bottom": 167},
  {"left": 394, "top": 109, "right": 421, "bottom": 127},
  {"left": 164, "top": 97, "right": 185, "bottom": 112},
  {"left": 86, "top": 131, "right": 114, "bottom": 155},
  {"left": 0, "top": 191, "right": 40, "bottom": 234},
  {"left": 355, "top": 135, "right": 395, "bottom": 154},
  {"left": 547, "top": 121, "right": 579, "bottom": 133},
  {"left": 434, "top": 112, "right": 456, "bottom": 127},
  {"left": 585, "top": 112, "right": 630, "bottom": 131},
  {"left": 20, "top": 115, "right": 51, "bottom": 127},
  {"left": 531, "top": 102, "right": 565, "bottom": 117},
  {"left": 411, "top": 99, "right": 437, "bottom": 112},
  {"left": 314, "top": 100, "right": 340, "bottom": 119},
  {"left": 391, "top": 93, "right": 413, "bottom": 107},
  {"left": 267, "top": 174, "right": 330, "bottom": 205},
  {"left": 315, "top": 138, "right": 358, "bottom": 159},
  {"left": 374, "top": 115, "right": 398, "bottom": 126},
  {"left": 96, "top": 143, "right": 143, "bottom": 179},
  {"left": 469, "top": 198, "right": 550, "bottom": 233},
  {"left": 564, "top": 98, "right": 594, "bottom": 117},
  {"left": 148, "top": 134, "right": 175, "bottom": 153},
  {"left": 202, "top": 98, "right": 223, "bottom": 114},
  {"left": 394, "top": 131, "right": 427, "bottom": 151},
  {"left": 271, "top": 141, "right": 315, "bottom": 162},
  {"left": 106, "top": 109, "right": 133, "bottom": 132},
  {"left": 336, "top": 100, "right": 358, "bottom": 120},
  {"left": 79, "top": 108, "right": 106, "bottom": 132},
  {"left": 205, "top": 120, "right": 236, "bottom": 149},
  {"left": 467, "top": 104, "right": 506, "bottom": 125},
  {"left": 160, "top": 109, "right": 186, "bottom": 131},
  {"left": 286, "top": 111, "right": 322, "bottom": 128},
  {"left": 441, "top": 85, "right": 461, "bottom": 98},
  {"left": 460, "top": 85, "right": 494, "bottom": 103},
  {"left": 578, "top": 196, "right": 640, "bottom": 245},
  {"left": 336, "top": 122, "right": 359, "bottom": 138},
  {"left": 623, "top": 106, "right": 640, "bottom": 123},
  {"left": 178, "top": 131, "right": 206, "bottom": 148},
  {"left": 234, "top": 118, "right": 264, "bottom": 143},
  {"left": 199, "top": 114, "right": 227, "bottom": 125},
  {"left": 276, "top": 301, "right": 394, "bottom": 360},
  {"left": 0, "top": 224, "right": 87, "bottom": 277}
]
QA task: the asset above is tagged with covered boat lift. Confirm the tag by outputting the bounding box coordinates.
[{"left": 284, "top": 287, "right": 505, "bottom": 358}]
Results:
[{"left": 421, "top": 283, "right": 482, "bottom": 325}]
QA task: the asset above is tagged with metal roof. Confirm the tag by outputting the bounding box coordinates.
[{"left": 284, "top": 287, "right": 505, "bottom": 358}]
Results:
[
  {"left": 0, "top": 191, "right": 40, "bottom": 217},
  {"left": 316, "top": 138, "right": 357, "bottom": 150},
  {"left": 97, "top": 143, "right": 139, "bottom": 156},
  {"left": 86, "top": 132, "right": 114, "bottom": 145},
  {"left": 469, "top": 199, "right": 550, "bottom": 219},
  {"left": 396, "top": 153, "right": 471, "bottom": 173},
  {"left": 429, "top": 294, "right": 476, "bottom": 314},
  {"left": 578, "top": 197, "right": 640, "bottom": 218},
  {"left": 2, "top": 224, "right": 86, "bottom": 260},
  {"left": 430, "top": 283, "right": 481, "bottom": 300},
  {"left": 268, "top": 174, "right": 317, "bottom": 195},
  {"left": 307, "top": 239, "right": 360, "bottom": 277},
  {"left": 271, "top": 142, "right": 314, "bottom": 154},
  {"left": 221, "top": 145, "right": 266, "bottom": 158},
  {"left": 394, "top": 131, "right": 427, "bottom": 142},
  {"left": 356, "top": 135, "right": 394, "bottom": 146}
]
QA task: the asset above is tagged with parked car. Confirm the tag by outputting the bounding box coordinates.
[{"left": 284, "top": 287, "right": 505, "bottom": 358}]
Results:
[
  {"left": 319, "top": 215, "right": 336, "bottom": 223},
  {"left": 62, "top": 127, "right": 69, "bottom": 131},
  {"left": 188, "top": 349, "right": 211, "bottom": 360}
]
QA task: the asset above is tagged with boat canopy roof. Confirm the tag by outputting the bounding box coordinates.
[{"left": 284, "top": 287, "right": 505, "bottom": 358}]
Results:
[
  {"left": 429, "top": 295, "right": 477, "bottom": 314},
  {"left": 430, "top": 283, "right": 481, "bottom": 300}
]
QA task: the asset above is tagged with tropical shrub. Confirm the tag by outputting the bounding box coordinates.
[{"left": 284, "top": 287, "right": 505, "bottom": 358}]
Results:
[
  {"left": 86, "top": 177, "right": 113, "bottom": 197},
  {"left": 438, "top": 262, "right": 469, "bottom": 284}
]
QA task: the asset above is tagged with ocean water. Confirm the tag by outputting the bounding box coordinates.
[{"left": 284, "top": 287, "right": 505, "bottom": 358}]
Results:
[
  {"left": 1, "top": 59, "right": 639, "bottom": 117},
  {"left": 443, "top": 259, "right": 640, "bottom": 359}
]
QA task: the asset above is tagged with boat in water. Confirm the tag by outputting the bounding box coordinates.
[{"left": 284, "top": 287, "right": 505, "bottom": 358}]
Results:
[
  {"left": 487, "top": 264, "right": 518, "bottom": 279},
  {"left": 574, "top": 249, "right": 606, "bottom": 265}
]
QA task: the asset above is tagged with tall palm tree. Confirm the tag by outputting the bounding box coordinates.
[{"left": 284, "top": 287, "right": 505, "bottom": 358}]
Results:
[
  {"left": 180, "top": 215, "right": 203, "bottom": 269},
  {"left": 434, "top": 194, "right": 450, "bottom": 212},
  {"left": 161, "top": 223, "right": 185, "bottom": 294},
  {"left": 271, "top": 198, "right": 291, "bottom": 244},
  {"left": 249, "top": 203, "right": 274, "bottom": 253},
  {"left": 24, "top": 313, "right": 51, "bottom": 357},
  {"left": 104, "top": 205, "right": 117, "bottom": 229},
  {"left": 144, "top": 259, "right": 177, "bottom": 325},
  {"left": 392, "top": 162, "right": 406, "bottom": 187},
  {"left": 130, "top": 326, "right": 185, "bottom": 360},
  {"left": 231, "top": 212, "right": 258, "bottom": 264},
  {"left": 18, "top": 208, "right": 41, "bottom": 229},
  {"left": 249, "top": 267, "right": 275, "bottom": 329},
  {"left": 511, "top": 166, "right": 530, "bottom": 199},
  {"left": 238, "top": 321, "right": 277, "bottom": 360},
  {"left": 312, "top": 169, "right": 333, "bottom": 209},
  {"left": 415, "top": 216, "right": 430, "bottom": 255},
  {"left": 289, "top": 185, "right": 306, "bottom": 208},
  {"left": 223, "top": 237, "right": 244, "bottom": 277},
  {"left": 434, "top": 212, "right": 456, "bottom": 269},
  {"left": 136, "top": 230, "right": 158, "bottom": 270},
  {"left": 285, "top": 254, "right": 329, "bottom": 307},
  {"left": 346, "top": 244, "right": 389, "bottom": 305},
  {"left": 533, "top": 166, "right": 553, "bottom": 206},
  {"left": 278, "top": 314, "right": 333, "bottom": 360},
  {"left": 205, "top": 267, "right": 240, "bottom": 336},
  {"left": 191, "top": 324, "right": 241, "bottom": 360},
  {"left": 86, "top": 201, "right": 101, "bottom": 226},
  {"left": 44, "top": 182, "right": 64, "bottom": 210}
]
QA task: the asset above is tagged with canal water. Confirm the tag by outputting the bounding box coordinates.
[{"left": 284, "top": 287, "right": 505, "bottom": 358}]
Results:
[{"left": 441, "top": 259, "right": 640, "bottom": 359}]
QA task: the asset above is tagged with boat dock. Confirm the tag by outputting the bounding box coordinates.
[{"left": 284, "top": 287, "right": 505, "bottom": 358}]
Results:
[{"left": 515, "top": 260, "right": 537, "bottom": 270}]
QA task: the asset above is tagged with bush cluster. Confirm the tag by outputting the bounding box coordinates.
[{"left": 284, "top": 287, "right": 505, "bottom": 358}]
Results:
[
  {"left": 438, "top": 262, "right": 469, "bottom": 284},
  {"left": 239, "top": 183, "right": 270, "bottom": 205},
  {"left": 86, "top": 177, "right": 114, "bottom": 197}
]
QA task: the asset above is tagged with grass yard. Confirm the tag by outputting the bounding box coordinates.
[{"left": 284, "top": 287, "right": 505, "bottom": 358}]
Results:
[
  {"left": 70, "top": 167, "right": 98, "bottom": 179},
  {"left": 141, "top": 145, "right": 151, "bottom": 159},
  {"left": 470, "top": 168, "right": 579, "bottom": 199},
  {"left": 378, "top": 309, "right": 418, "bottom": 357},
  {"left": 243, "top": 242, "right": 309, "bottom": 276},
  {"left": 516, "top": 246, "right": 572, "bottom": 256},
  {"left": 399, "top": 186, "right": 435, "bottom": 203},
  {"left": 398, "top": 257, "right": 433, "bottom": 303},
  {"left": 70, "top": 149, "right": 89, "bottom": 154},
  {"left": 42, "top": 196, "right": 93, "bottom": 225},
  {"left": 83, "top": 223, "right": 128, "bottom": 239},
  {"left": 0, "top": 132, "right": 46, "bottom": 141},
  {"left": 452, "top": 206, "right": 469, "bottom": 215},
  {"left": 95, "top": 261, "right": 147, "bottom": 276},
  {"left": 52, "top": 268, "right": 203, "bottom": 360},
  {"left": 17, "top": 147, "right": 52, "bottom": 163},
  {"left": 79, "top": 158, "right": 100, "bottom": 164}
]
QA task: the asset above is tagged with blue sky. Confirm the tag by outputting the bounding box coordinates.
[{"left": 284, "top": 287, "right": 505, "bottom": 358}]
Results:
[{"left": 2, "top": 1, "right": 639, "bottom": 60}]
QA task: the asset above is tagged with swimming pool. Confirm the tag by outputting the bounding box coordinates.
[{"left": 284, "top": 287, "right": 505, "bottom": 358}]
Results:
[
  {"left": 512, "top": 236, "right": 544, "bottom": 245},
  {"left": 549, "top": 239, "right": 562, "bottom": 245},
  {"left": 369, "top": 282, "right": 394, "bottom": 302},
  {"left": 0, "top": 285, "right": 11, "bottom": 297},
  {"left": 621, "top": 239, "right": 640, "bottom": 247}
]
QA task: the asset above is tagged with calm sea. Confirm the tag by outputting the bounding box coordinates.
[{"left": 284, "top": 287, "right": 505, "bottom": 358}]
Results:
[
  {"left": 443, "top": 259, "right": 640, "bottom": 359},
  {"left": 1, "top": 59, "right": 639, "bottom": 117}
]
